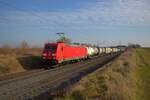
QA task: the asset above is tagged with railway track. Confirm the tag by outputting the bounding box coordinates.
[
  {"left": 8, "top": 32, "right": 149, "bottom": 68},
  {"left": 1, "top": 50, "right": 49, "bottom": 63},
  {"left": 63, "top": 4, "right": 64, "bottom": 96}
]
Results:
[{"left": 0, "top": 53, "right": 121, "bottom": 100}]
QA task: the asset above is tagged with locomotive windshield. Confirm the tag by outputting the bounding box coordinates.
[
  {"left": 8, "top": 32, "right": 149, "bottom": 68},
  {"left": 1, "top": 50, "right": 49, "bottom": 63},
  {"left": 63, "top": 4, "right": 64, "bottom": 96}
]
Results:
[{"left": 45, "top": 45, "right": 57, "bottom": 51}]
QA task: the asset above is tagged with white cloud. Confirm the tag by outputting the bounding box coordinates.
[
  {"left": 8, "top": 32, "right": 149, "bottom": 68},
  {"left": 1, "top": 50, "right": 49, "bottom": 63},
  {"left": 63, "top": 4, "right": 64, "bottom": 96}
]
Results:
[{"left": 0, "top": 0, "right": 150, "bottom": 29}]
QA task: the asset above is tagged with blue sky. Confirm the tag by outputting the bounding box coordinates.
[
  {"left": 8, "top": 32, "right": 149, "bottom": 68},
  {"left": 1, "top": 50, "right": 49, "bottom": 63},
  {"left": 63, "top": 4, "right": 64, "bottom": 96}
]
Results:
[{"left": 0, "top": 0, "right": 150, "bottom": 47}]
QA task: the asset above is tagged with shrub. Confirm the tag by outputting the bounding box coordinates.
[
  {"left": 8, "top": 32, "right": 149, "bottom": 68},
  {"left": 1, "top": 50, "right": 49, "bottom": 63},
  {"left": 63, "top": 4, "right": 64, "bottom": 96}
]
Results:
[
  {"left": 123, "top": 61, "right": 129, "bottom": 67},
  {"left": 71, "top": 90, "right": 85, "bottom": 100}
]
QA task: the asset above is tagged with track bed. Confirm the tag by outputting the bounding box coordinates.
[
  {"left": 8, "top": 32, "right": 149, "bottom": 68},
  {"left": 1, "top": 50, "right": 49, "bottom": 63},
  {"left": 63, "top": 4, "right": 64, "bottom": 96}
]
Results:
[{"left": 0, "top": 53, "right": 121, "bottom": 100}]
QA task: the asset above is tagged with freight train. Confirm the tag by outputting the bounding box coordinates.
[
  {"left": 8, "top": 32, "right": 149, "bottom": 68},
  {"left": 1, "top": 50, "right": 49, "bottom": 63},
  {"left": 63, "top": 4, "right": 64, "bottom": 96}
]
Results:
[{"left": 42, "top": 42, "right": 122, "bottom": 64}]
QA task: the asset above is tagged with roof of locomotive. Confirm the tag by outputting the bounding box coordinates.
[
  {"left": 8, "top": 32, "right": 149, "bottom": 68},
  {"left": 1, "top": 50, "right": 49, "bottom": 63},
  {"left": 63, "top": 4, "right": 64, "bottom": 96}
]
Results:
[
  {"left": 45, "top": 42, "right": 86, "bottom": 47},
  {"left": 45, "top": 42, "right": 64, "bottom": 46}
]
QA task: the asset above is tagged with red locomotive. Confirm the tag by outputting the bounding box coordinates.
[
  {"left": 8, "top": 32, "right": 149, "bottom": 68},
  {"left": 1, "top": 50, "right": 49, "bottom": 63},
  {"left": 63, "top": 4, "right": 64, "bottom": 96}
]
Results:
[{"left": 42, "top": 43, "right": 87, "bottom": 64}]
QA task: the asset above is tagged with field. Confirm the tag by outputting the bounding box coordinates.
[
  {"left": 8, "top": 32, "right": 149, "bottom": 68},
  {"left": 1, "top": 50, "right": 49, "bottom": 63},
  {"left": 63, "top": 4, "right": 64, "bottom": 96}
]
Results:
[
  {"left": 56, "top": 48, "right": 150, "bottom": 100},
  {"left": 133, "top": 48, "right": 150, "bottom": 100},
  {"left": 0, "top": 48, "right": 150, "bottom": 100},
  {"left": 0, "top": 48, "right": 42, "bottom": 75}
]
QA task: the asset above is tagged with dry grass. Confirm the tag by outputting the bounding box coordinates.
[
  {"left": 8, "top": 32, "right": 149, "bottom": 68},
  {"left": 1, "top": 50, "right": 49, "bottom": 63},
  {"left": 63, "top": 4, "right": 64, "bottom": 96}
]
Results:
[
  {"left": 58, "top": 49, "right": 137, "bottom": 100},
  {"left": 132, "top": 48, "right": 150, "bottom": 100},
  {"left": 0, "top": 48, "right": 42, "bottom": 56},
  {"left": 0, "top": 55, "right": 25, "bottom": 74},
  {"left": 59, "top": 48, "right": 150, "bottom": 100},
  {"left": 0, "top": 48, "right": 42, "bottom": 75}
]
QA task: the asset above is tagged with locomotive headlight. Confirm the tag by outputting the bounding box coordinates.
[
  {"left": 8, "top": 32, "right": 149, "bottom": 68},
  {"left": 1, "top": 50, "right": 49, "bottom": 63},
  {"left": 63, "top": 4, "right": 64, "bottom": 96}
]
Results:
[
  {"left": 42, "top": 53, "right": 47, "bottom": 56},
  {"left": 52, "top": 53, "right": 56, "bottom": 56}
]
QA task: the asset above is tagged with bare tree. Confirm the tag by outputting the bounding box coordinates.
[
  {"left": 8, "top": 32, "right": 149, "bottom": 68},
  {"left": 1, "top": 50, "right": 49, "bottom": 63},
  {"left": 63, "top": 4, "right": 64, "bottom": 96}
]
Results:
[
  {"left": 2, "top": 44, "right": 11, "bottom": 49},
  {"left": 20, "top": 40, "right": 29, "bottom": 49},
  {"left": 18, "top": 40, "right": 29, "bottom": 55},
  {"left": 0, "top": 44, "right": 11, "bottom": 54}
]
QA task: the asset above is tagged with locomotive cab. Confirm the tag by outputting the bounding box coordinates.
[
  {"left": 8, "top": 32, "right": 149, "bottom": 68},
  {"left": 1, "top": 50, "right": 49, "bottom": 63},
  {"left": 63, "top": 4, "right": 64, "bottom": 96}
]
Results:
[
  {"left": 42, "top": 43, "right": 58, "bottom": 64},
  {"left": 42, "top": 43, "right": 65, "bottom": 64}
]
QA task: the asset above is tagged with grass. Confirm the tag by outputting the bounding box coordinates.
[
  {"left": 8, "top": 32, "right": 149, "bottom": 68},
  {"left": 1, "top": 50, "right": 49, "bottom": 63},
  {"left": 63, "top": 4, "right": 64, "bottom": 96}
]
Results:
[
  {"left": 0, "top": 48, "right": 42, "bottom": 56},
  {"left": 0, "top": 48, "right": 42, "bottom": 75},
  {"left": 0, "top": 55, "right": 25, "bottom": 74},
  {"left": 133, "top": 48, "right": 150, "bottom": 100},
  {"left": 55, "top": 48, "right": 150, "bottom": 100}
]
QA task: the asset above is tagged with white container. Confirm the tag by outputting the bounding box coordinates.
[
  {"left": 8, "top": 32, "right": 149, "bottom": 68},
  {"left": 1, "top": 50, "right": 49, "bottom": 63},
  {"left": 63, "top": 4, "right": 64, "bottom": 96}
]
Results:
[
  {"left": 86, "top": 47, "right": 95, "bottom": 56},
  {"left": 99, "top": 48, "right": 103, "bottom": 54}
]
